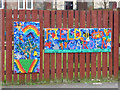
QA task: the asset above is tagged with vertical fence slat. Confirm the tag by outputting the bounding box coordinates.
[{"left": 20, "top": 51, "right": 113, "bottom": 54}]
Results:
[
  {"left": 6, "top": 9, "right": 12, "bottom": 83},
  {"left": 56, "top": 10, "right": 62, "bottom": 80},
  {"left": 51, "top": 10, "right": 55, "bottom": 80},
  {"left": 91, "top": 10, "right": 97, "bottom": 78},
  {"left": 68, "top": 10, "right": 73, "bottom": 80},
  {"left": 91, "top": 52, "right": 96, "bottom": 78},
  {"left": 0, "top": 9, "right": 5, "bottom": 82},
  {"left": 44, "top": 10, "right": 50, "bottom": 81},
  {"left": 63, "top": 52, "right": 66, "bottom": 79},
  {"left": 44, "top": 54, "right": 50, "bottom": 81},
  {"left": 26, "top": 10, "right": 31, "bottom": 22},
  {"left": 63, "top": 10, "right": 67, "bottom": 79},
  {"left": 102, "top": 10, "right": 108, "bottom": 78},
  {"left": 80, "top": 11, "right": 85, "bottom": 79},
  {"left": 56, "top": 53, "right": 61, "bottom": 79},
  {"left": 86, "top": 11, "right": 90, "bottom": 79},
  {"left": 31, "top": 10, "right": 38, "bottom": 81},
  {"left": 39, "top": 10, "right": 43, "bottom": 81},
  {"left": 25, "top": 10, "right": 31, "bottom": 82},
  {"left": 98, "top": 10, "right": 102, "bottom": 78},
  {"left": 51, "top": 53, "right": 55, "bottom": 80},
  {"left": 80, "top": 53, "right": 85, "bottom": 79},
  {"left": 114, "top": 11, "right": 119, "bottom": 78},
  {"left": 19, "top": 10, "right": 25, "bottom": 84},
  {"left": 13, "top": 9, "right": 18, "bottom": 83},
  {"left": 68, "top": 52, "right": 73, "bottom": 80},
  {"left": 98, "top": 52, "right": 101, "bottom": 78},
  {"left": 75, "top": 10, "right": 79, "bottom": 80},
  {"left": 109, "top": 10, "right": 113, "bottom": 77}
]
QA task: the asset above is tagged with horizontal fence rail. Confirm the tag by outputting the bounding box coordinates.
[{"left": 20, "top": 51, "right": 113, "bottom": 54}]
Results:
[{"left": 0, "top": 9, "right": 119, "bottom": 84}]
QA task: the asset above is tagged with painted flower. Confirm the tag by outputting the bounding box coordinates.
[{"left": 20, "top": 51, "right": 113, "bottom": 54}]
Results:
[
  {"left": 107, "top": 38, "right": 111, "bottom": 42},
  {"left": 104, "top": 29, "right": 107, "bottom": 33},
  {"left": 80, "top": 37, "right": 84, "bottom": 41},
  {"left": 102, "top": 37, "right": 106, "bottom": 41},
  {"left": 106, "top": 32, "right": 109, "bottom": 36},
  {"left": 76, "top": 32, "right": 80, "bottom": 37}
]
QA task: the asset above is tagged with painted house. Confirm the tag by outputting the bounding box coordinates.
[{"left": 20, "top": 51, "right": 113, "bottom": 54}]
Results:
[{"left": 0, "top": 0, "right": 119, "bottom": 10}]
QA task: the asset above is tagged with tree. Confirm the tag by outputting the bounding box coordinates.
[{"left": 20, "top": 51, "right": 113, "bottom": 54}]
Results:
[{"left": 95, "top": 0, "right": 109, "bottom": 9}]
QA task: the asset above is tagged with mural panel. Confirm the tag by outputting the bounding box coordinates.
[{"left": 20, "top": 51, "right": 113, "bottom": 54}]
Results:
[
  {"left": 44, "top": 28, "right": 111, "bottom": 53},
  {"left": 14, "top": 21, "right": 40, "bottom": 73}
]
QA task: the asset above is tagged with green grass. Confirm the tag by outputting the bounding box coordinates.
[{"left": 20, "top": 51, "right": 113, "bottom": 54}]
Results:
[{"left": 2, "top": 75, "right": 118, "bottom": 86}]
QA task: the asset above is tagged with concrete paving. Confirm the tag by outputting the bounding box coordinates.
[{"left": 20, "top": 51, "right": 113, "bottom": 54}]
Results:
[{"left": 2, "top": 82, "right": 118, "bottom": 88}]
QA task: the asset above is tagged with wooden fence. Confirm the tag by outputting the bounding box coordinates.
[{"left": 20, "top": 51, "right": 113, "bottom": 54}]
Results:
[{"left": 0, "top": 9, "right": 119, "bottom": 84}]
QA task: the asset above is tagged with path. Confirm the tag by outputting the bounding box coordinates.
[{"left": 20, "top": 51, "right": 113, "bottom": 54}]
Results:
[{"left": 2, "top": 82, "right": 118, "bottom": 88}]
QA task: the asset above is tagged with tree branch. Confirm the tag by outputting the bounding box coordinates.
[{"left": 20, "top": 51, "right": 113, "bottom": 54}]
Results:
[{"left": 18, "top": 44, "right": 28, "bottom": 59}]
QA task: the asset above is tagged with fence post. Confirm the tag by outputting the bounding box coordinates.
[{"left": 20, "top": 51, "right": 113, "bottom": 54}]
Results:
[
  {"left": 86, "top": 11, "right": 90, "bottom": 79},
  {"left": 80, "top": 10, "right": 86, "bottom": 79},
  {"left": 25, "top": 10, "right": 31, "bottom": 83},
  {"left": 75, "top": 10, "right": 79, "bottom": 80},
  {"left": 109, "top": 10, "right": 113, "bottom": 77},
  {"left": 18, "top": 10, "right": 25, "bottom": 84},
  {"left": 51, "top": 10, "right": 55, "bottom": 80},
  {"left": 91, "top": 10, "right": 97, "bottom": 79},
  {"left": 114, "top": 10, "right": 119, "bottom": 78},
  {"left": 63, "top": 10, "right": 67, "bottom": 79},
  {"left": 0, "top": 9, "right": 5, "bottom": 83},
  {"left": 68, "top": 10, "right": 74, "bottom": 80},
  {"left": 44, "top": 10, "right": 50, "bottom": 81},
  {"left": 32, "top": 10, "right": 38, "bottom": 82},
  {"left": 39, "top": 10, "right": 43, "bottom": 81},
  {"left": 102, "top": 10, "right": 108, "bottom": 78},
  {"left": 6, "top": 9, "right": 12, "bottom": 83},
  {"left": 56, "top": 10, "right": 62, "bottom": 80}
]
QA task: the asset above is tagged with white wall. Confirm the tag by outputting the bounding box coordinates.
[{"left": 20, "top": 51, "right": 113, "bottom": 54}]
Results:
[
  {"left": 53, "top": 0, "right": 77, "bottom": 10},
  {"left": 53, "top": 0, "right": 120, "bottom": 10},
  {"left": 94, "top": 0, "right": 120, "bottom": 9}
]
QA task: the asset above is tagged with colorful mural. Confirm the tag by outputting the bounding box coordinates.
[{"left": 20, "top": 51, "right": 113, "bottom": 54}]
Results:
[
  {"left": 44, "top": 28, "right": 111, "bottom": 53},
  {"left": 14, "top": 21, "right": 40, "bottom": 73}
]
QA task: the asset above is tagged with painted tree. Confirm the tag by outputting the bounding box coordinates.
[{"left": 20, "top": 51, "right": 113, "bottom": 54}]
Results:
[{"left": 15, "top": 35, "right": 39, "bottom": 59}]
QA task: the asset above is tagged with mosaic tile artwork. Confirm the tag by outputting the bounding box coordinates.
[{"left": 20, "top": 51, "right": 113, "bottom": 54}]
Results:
[
  {"left": 14, "top": 21, "right": 40, "bottom": 73},
  {"left": 44, "top": 28, "right": 111, "bottom": 53}
]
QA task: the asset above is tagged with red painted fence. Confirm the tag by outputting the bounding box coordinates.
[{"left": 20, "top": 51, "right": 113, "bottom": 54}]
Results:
[{"left": 0, "top": 9, "right": 119, "bottom": 84}]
